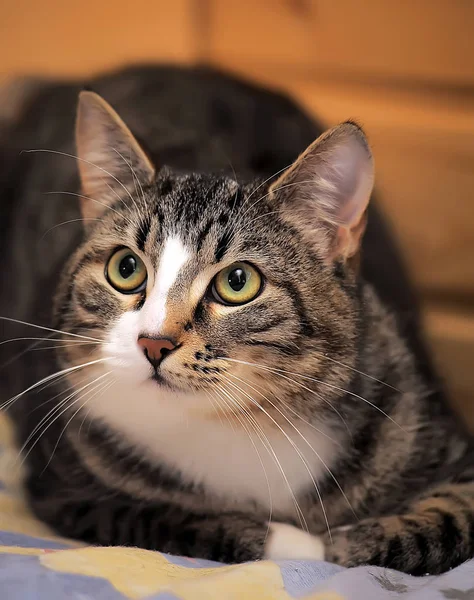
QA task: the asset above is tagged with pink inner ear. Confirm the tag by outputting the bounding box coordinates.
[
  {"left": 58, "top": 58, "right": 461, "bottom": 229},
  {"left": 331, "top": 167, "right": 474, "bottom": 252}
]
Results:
[
  {"left": 323, "top": 138, "right": 374, "bottom": 230},
  {"left": 325, "top": 140, "right": 373, "bottom": 258}
]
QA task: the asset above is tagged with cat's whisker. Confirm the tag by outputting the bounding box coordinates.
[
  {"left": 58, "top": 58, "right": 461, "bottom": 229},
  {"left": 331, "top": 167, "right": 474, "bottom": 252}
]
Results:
[
  {"left": 0, "top": 357, "right": 109, "bottom": 412},
  {"left": 105, "top": 179, "right": 140, "bottom": 223},
  {"left": 26, "top": 367, "right": 93, "bottom": 401},
  {"left": 217, "top": 381, "right": 307, "bottom": 532},
  {"left": 225, "top": 180, "right": 329, "bottom": 243},
  {"left": 245, "top": 210, "right": 281, "bottom": 226},
  {"left": 227, "top": 359, "right": 351, "bottom": 437},
  {"left": 226, "top": 372, "right": 357, "bottom": 520},
  {"left": 113, "top": 147, "right": 146, "bottom": 210},
  {"left": 227, "top": 161, "right": 240, "bottom": 191},
  {"left": 256, "top": 371, "right": 351, "bottom": 439},
  {"left": 28, "top": 372, "right": 94, "bottom": 415},
  {"left": 227, "top": 372, "right": 339, "bottom": 448},
  {"left": 238, "top": 179, "right": 319, "bottom": 222},
  {"left": 213, "top": 385, "right": 275, "bottom": 535},
  {"left": 0, "top": 336, "right": 98, "bottom": 348},
  {"left": 268, "top": 336, "right": 401, "bottom": 393},
  {"left": 20, "top": 390, "right": 79, "bottom": 456},
  {"left": 245, "top": 205, "right": 332, "bottom": 228},
  {"left": 22, "top": 386, "right": 95, "bottom": 469},
  {"left": 213, "top": 387, "right": 274, "bottom": 539},
  {"left": 40, "top": 217, "right": 104, "bottom": 239},
  {"left": 19, "top": 371, "right": 112, "bottom": 457},
  {"left": 220, "top": 357, "right": 405, "bottom": 432},
  {"left": 78, "top": 379, "right": 115, "bottom": 440},
  {"left": 0, "top": 332, "right": 57, "bottom": 369},
  {"left": 44, "top": 191, "right": 135, "bottom": 228},
  {"left": 22, "top": 374, "right": 111, "bottom": 466},
  {"left": 0, "top": 316, "right": 103, "bottom": 342},
  {"left": 233, "top": 373, "right": 343, "bottom": 447},
  {"left": 221, "top": 377, "right": 331, "bottom": 540},
  {"left": 314, "top": 353, "right": 402, "bottom": 393},
  {"left": 237, "top": 161, "right": 295, "bottom": 210},
  {"left": 202, "top": 389, "right": 226, "bottom": 429},
  {"left": 41, "top": 373, "right": 114, "bottom": 472},
  {"left": 29, "top": 342, "right": 100, "bottom": 352},
  {"left": 19, "top": 373, "right": 76, "bottom": 409},
  {"left": 23, "top": 148, "right": 140, "bottom": 220},
  {"left": 0, "top": 333, "right": 99, "bottom": 372}
]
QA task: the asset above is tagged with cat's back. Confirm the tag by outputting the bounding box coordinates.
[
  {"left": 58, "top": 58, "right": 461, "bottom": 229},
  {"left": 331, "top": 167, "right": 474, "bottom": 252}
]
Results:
[{"left": 1, "top": 65, "right": 322, "bottom": 179}]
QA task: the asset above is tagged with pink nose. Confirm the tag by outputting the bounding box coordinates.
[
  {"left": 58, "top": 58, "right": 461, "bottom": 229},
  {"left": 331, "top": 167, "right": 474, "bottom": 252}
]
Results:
[{"left": 137, "top": 336, "right": 177, "bottom": 368}]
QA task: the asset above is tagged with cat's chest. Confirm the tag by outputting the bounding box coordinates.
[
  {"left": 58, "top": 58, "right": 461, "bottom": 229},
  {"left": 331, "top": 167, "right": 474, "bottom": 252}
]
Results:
[
  {"left": 87, "top": 382, "right": 338, "bottom": 516},
  {"left": 133, "top": 415, "right": 333, "bottom": 516}
]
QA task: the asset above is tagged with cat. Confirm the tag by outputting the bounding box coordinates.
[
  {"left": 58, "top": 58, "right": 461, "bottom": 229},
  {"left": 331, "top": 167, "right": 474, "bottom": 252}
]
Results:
[{"left": 1, "top": 65, "right": 473, "bottom": 575}]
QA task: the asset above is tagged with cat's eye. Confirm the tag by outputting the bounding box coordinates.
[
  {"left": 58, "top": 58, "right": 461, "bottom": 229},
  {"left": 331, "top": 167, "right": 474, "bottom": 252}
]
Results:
[
  {"left": 106, "top": 248, "right": 147, "bottom": 294},
  {"left": 212, "top": 262, "right": 262, "bottom": 305}
]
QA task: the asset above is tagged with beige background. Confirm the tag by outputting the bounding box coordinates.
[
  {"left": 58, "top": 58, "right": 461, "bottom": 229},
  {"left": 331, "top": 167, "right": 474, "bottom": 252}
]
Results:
[{"left": 1, "top": 0, "right": 473, "bottom": 423}]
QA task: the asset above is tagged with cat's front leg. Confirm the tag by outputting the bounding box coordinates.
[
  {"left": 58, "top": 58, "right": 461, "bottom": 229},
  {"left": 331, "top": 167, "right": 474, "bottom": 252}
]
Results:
[
  {"left": 31, "top": 483, "right": 326, "bottom": 562},
  {"left": 320, "top": 481, "right": 474, "bottom": 574},
  {"left": 32, "top": 486, "right": 320, "bottom": 562}
]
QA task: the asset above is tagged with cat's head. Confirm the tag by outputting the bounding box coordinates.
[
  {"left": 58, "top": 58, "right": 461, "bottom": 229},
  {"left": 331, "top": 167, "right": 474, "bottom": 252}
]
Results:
[{"left": 54, "top": 91, "right": 374, "bottom": 436}]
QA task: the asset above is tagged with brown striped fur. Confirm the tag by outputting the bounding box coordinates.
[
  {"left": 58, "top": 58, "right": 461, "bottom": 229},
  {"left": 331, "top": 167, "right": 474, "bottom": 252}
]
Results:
[{"left": 1, "top": 66, "right": 473, "bottom": 575}]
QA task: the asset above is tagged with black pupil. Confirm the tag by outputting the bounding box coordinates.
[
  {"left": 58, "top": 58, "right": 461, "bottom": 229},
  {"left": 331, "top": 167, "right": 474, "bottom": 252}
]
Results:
[
  {"left": 228, "top": 268, "right": 246, "bottom": 292},
  {"left": 119, "top": 255, "right": 137, "bottom": 279}
]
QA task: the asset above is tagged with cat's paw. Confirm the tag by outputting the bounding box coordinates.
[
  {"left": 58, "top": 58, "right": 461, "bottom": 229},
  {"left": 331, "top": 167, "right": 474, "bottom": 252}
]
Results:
[{"left": 264, "top": 523, "right": 325, "bottom": 561}]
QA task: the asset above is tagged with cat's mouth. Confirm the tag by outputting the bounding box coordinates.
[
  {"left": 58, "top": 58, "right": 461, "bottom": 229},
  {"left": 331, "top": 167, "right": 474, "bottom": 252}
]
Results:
[
  {"left": 146, "top": 368, "right": 191, "bottom": 393},
  {"left": 151, "top": 371, "right": 168, "bottom": 386}
]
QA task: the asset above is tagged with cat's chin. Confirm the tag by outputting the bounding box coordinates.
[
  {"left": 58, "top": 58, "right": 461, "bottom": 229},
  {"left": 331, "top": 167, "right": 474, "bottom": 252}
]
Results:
[{"left": 86, "top": 376, "right": 218, "bottom": 430}]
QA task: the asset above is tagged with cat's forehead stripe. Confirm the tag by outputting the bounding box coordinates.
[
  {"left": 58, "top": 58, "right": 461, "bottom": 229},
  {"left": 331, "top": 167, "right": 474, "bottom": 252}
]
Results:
[{"left": 140, "top": 236, "right": 189, "bottom": 334}]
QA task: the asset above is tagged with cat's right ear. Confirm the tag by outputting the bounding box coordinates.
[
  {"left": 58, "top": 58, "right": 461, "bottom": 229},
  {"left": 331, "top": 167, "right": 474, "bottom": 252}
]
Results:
[
  {"left": 75, "top": 91, "right": 155, "bottom": 219},
  {"left": 268, "top": 121, "right": 374, "bottom": 263}
]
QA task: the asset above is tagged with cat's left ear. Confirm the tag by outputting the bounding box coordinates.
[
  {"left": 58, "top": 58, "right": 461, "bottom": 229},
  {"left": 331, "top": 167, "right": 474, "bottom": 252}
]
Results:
[
  {"left": 269, "top": 121, "right": 374, "bottom": 261},
  {"left": 75, "top": 91, "right": 155, "bottom": 219}
]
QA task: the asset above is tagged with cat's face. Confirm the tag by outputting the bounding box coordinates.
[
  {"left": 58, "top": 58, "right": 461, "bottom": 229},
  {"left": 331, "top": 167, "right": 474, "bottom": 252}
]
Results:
[{"left": 54, "top": 92, "right": 374, "bottom": 435}]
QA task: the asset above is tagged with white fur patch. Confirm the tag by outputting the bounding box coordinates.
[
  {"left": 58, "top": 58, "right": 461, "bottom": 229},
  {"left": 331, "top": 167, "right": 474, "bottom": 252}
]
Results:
[
  {"left": 141, "top": 236, "right": 189, "bottom": 333},
  {"left": 265, "top": 523, "right": 325, "bottom": 561},
  {"left": 86, "top": 369, "right": 338, "bottom": 516}
]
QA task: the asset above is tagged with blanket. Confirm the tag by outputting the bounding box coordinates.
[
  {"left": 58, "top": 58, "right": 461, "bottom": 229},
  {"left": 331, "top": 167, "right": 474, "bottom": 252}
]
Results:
[{"left": 0, "top": 412, "right": 471, "bottom": 599}]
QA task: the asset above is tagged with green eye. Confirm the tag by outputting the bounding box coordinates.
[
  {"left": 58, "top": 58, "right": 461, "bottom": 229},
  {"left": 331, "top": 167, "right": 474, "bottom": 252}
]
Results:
[
  {"left": 106, "top": 248, "right": 147, "bottom": 294},
  {"left": 212, "top": 262, "right": 262, "bottom": 305}
]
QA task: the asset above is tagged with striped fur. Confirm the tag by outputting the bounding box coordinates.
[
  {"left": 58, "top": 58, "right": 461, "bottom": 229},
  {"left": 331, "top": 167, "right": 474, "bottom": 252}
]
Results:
[{"left": 1, "top": 66, "right": 472, "bottom": 575}]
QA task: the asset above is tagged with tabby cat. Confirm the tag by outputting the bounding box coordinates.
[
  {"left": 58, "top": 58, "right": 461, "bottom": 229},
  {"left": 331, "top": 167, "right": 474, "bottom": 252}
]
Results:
[{"left": 1, "top": 66, "right": 473, "bottom": 575}]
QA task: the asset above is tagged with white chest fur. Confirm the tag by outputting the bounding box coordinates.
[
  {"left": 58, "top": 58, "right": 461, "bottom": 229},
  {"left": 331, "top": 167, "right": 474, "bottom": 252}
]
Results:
[{"left": 87, "top": 379, "right": 338, "bottom": 518}]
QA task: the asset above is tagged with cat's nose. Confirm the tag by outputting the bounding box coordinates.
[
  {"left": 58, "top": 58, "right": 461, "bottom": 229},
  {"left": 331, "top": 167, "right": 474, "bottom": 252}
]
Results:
[{"left": 137, "top": 336, "right": 178, "bottom": 369}]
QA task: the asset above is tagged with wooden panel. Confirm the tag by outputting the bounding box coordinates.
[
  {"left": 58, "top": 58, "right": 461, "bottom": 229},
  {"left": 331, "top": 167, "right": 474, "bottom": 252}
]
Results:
[
  {"left": 206, "top": 0, "right": 315, "bottom": 69},
  {"left": 310, "top": 1, "right": 474, "bottom": 85},
  {"left": 207, "top": 1, "right": 474, "bottom": 86},
  {"left": 0, "top": 0, "right": 198, "bottom": 79},
  {"left": 424, "top": 306, "right": 474, "bottom": 427}
]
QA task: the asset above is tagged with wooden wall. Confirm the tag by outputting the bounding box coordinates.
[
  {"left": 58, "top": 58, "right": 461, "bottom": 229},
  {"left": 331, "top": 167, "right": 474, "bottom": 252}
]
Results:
[{"left": 1, "top": 0, "right": 473, "bottom": 421}]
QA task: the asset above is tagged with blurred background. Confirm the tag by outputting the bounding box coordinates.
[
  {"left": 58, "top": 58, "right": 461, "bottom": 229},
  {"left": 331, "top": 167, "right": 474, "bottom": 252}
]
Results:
[{"left": 1, "top": 0, "right": 473, "bottom": 424}]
